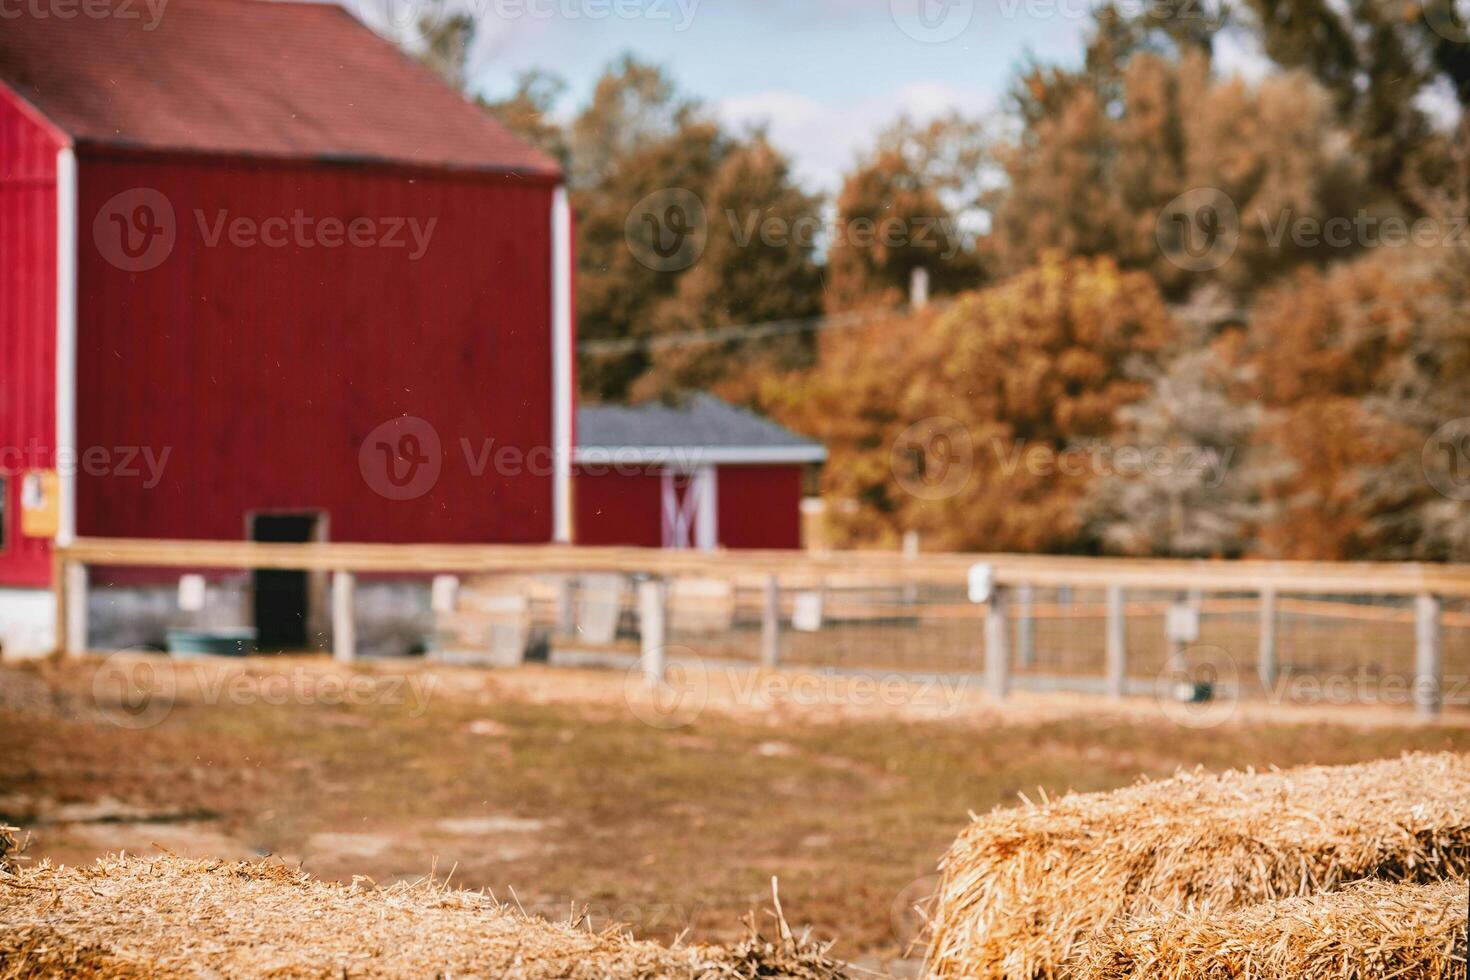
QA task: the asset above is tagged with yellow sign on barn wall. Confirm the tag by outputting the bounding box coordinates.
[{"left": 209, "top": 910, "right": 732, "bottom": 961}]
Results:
[{"left": 20, "top": 470, "right": 60, "bottom": 538}]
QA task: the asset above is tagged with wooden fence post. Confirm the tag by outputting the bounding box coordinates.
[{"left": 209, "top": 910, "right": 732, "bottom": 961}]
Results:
[
  {"left": 1105, "top": 584, "right": 1126, "bottom": 699},
  {"left": 639, "top": 578, "right": 667, "bottom": 683},
  {"left": 557, "top": 576, "right": 576, "bottom": 637},
  {"left": 332, "top": 571, "right": 356, "bottom": 663},
  {"left": 761, "top": 574, "right": 781, "bottom": 668},
  {"left": 985, "top": 587, "right": 1010, "bottom": 700},
  {"left": 1415, "top": 593, "right": 1442, "bottom": 719},
  {"left": 63, "top": 560, "right": 88, "bottom": 656},
  {"left": 1258, "top": 587, "right": 1278, "bottom": 691},
  {"left": 1015, "top": 584, "right": 1035, "bottom": 667}
]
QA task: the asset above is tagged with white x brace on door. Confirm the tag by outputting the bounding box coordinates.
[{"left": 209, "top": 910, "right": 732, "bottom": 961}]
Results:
[{"left": 660, "top": 466, "right": 717, "bottom": 550}]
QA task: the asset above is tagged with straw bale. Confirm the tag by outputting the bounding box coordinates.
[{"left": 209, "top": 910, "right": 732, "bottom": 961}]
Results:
[
  {"left": 1074, "top": 878, "right": 1467, "bottom": 979},
  {"left": 0, "top": 855, "right": 846, "bottom": 979},
  {"left": 926, "top": 752, "right": 1470, "bottom": 979}
]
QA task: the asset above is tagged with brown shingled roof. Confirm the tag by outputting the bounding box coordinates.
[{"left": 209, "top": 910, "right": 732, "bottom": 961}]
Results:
[{"left": 0, "top": 0, "right": 561, "bottom": 177}]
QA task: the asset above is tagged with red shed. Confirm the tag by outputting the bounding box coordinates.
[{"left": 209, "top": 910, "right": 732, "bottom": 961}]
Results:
[
  {"left": 573, "top": 395, "right": 825, "bottom": 551},
  {"left": 0, "top": 0, "right": 574, "bottom": 654}
]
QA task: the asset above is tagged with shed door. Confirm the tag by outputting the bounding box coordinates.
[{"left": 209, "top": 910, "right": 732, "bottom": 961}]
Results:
[{"left": 660, "top": 467, "right": 717, "bottom": 550}]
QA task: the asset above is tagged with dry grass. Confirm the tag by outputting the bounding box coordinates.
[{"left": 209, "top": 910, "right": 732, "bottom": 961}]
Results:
[
  {"left": 0, "top": 854, "right": 846, "bottom": 979},
  {"left": 1074, "top": 878, "right": 1468, "bottom": 979},
  {"left": 8, "top": 658, "right": 1470, "bottom": 967},
  {"left": 925, "top": 752, "right": 1470, "bottom": 979}
]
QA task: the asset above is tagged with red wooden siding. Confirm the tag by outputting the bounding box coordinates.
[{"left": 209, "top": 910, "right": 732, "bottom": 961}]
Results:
[
  {"left": 573, "top": 466, "right": 663, "bottom": 547},
  {"left": 573, "top": 464, "right": 804, "bottom": 550},
  {"left": 0, "top": 87, "right": 60, "bottom": 587},
  {"left": 717, "top": 465, "right": 803, "bottom": 550},
  {"left": 74, "top": 152, "right": 556, "bottom": 548}
]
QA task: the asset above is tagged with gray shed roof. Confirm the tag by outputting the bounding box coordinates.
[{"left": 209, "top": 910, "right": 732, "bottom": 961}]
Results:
[{"left": 575, "top": 395, "right": 826, "bottom": 465}]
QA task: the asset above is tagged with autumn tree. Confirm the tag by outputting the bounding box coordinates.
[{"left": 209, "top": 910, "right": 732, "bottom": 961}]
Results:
[
  {"left": 574, "top": 113, "right": 730, "bottom": 400},
  {"left": 1080, "top": 343, "right": 1267, "bottom": 557},
  {"left": 628, "top": 135, "right": 824, "bottom": 400},
  {"left": 1242, "top": 244, "right": 1468, "bottom": 559},
  {"left": 567, "top": 55, "right": 696, "bottom": 190},
  {"left": 992, "top": 49, "right": 1371, "bottom": 303},
  {"left": 762, "top": 253, "right": 1175, "bottom": 551},
  {"left": 1233, "top": 0, "right": 1469, "bottom": 209},
  {"left": 826, "top": 115, "right": 990, "bottom": 312},
  {"left": 480, "top": 70, "right": 570, "bottom": 171},
  {"left": 564, "top": 58, "right": 826, "bottom": 401}
]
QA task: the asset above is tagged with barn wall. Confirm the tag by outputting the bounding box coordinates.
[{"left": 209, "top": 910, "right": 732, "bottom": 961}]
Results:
[
  {"left": 717, "top": 465, "right": 802, "bottom": 550},
  {"left": 573, "top": 464, "right": 805, "bottom": 550},
  {"left": 0, "top": 86, "right": 60, "bottom": 588},
  {"left": 74, "top": 151, "right": 557, "bottom": 548},
  {"left": 572, "top": 466, "right": 662, "bottom": 547}
]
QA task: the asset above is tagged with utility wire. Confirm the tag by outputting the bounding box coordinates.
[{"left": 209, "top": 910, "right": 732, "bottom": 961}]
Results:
[{"left": 577, "top": 300, "right": 1246, "bottom": 357}]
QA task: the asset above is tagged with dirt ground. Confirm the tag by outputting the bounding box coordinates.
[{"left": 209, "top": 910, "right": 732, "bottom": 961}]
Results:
[{"left": 3, "top": 654, "right": 1469, "bottom": 973}]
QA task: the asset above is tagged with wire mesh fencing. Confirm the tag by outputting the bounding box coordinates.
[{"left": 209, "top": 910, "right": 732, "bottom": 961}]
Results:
[{"left": 54, "top": 538, "right": 1470, "bottom": 719}]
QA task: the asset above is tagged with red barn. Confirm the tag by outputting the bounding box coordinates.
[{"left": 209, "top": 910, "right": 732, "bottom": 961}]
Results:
[
  {"left": 0, "top": 0, "right": 574, "bottom": 654},
  {"left": 574, "top": 396, "right": 825, "bottom": 551}
]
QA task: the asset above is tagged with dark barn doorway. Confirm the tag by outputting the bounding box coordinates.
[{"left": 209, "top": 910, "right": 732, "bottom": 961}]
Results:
[{"left": 248, "top": 512, "right": 322, "bottom": 651}]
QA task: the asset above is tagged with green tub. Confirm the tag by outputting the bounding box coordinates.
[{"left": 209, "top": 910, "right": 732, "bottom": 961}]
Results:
[{"left": 166, "top": 628, "right": 256, "bottom": 657}]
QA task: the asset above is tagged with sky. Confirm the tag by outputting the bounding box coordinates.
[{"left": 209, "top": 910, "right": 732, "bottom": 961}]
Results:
[{"left": 355, "top": 0, "right": 1098, "bottom": 193}]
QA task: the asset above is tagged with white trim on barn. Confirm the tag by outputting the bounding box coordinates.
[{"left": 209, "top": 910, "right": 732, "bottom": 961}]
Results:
[
  {"left": 572, "top": 445, "right": 827, "bottom": 467},
  {"left": 55, "top": 145, "right": 78, "bottom": 547},
  {"left": 551, "top": 185, "right": 573, "bottom": 544}
]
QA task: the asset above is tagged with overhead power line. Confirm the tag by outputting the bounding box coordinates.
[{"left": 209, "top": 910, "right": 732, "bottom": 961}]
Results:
[
  {"left": 577, "top": 301, "right": 1247, "bottom": 357},
  {"left": 577, "top": 304, "right": 948, "bottom": 357}
]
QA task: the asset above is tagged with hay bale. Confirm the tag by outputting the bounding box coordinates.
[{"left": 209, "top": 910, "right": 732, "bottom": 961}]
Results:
[
  {"left": 926, "top": 752, "right": 1470, "bottom": 979},
  {"left": 0, "top": 824, "right": 20, "bottom": 874},
  {"left": 1075, "top": 878, "right": 1468, "bottom": 979},
  {"left": 0, "top": 855, "right": 846, "bottom": 979}
]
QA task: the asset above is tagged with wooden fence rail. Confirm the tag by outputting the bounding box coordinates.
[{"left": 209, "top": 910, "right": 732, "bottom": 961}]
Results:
[{"left": 54, "top": 537, "right": 1467, "bottom": 719}]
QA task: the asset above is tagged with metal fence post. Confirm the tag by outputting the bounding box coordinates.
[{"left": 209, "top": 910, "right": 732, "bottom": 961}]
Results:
[
  {"left": 1258, "top": 587, "right": 1278, "bottom": 691},
  {"left": 761, "top": 574, "right": 781, "bottom": 668},
  {"left": 985, "top": 586, "right": 1011, "bottom": 700},
  {"left": 1105, "top": 584, "right": 1126, "bottom": 699},
  {"left": 332, "top": 571, "right": 356, "bottom": 662},
  {"left": 1015, "top": 584, "right": 1035, "bottom": 667},
  {"left": 1415, "top": 593, "right": 1442, "bottom": 719},
  {"left": 557, "top": 576, "right": 577, "bottom": 637},
  {"left": 639, "top": 578, "right": 667, "bottom": 683}
]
